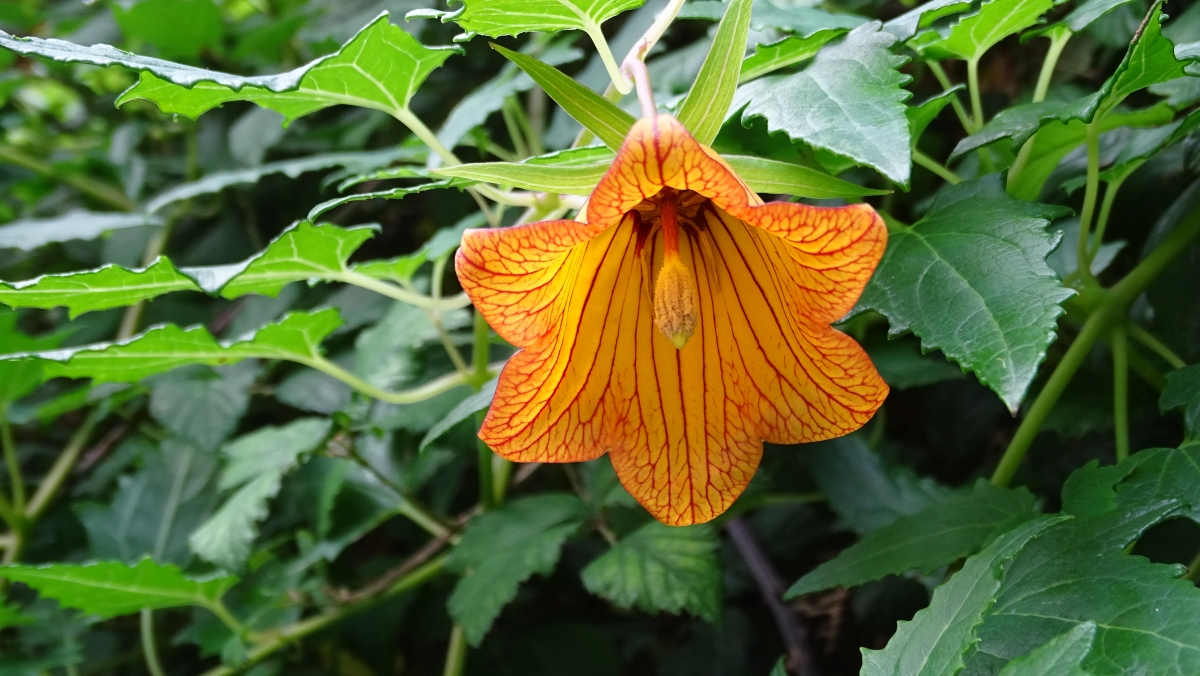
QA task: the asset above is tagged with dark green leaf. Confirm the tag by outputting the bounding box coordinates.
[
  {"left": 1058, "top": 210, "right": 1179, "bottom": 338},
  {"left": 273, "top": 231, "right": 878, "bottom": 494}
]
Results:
[
  {"left": 1064, "top": 0, "right": 1141, "bottom": 31},
  {"left": 860, "top": 516, "right": 1067, "bottom": 676},
  {"left": 737, "top": 23, "right": 913, "bottom": 186},
  {"left": 867, "top": 339, "right": 965, "bottom": 390},
  {"left": 1161, "top": 364, "right": 1200, "bottom": 436},
  {"left": 678, "top": 0, "right": 752, "bottom": 145},
  {"left": 995, "top": 622, "right": 1096, "bottom": 676},
  {"left": 787, "top": 481, "right": 1037, "bottom": 597},
  {"left": 856, "top": 176, "right": 1074, "bottom": 411},
  {"left": 446, "top": 493, "right": 588, "bottom": 645},
  {"left": 0, "top": 310, "right": 63, "bottom": 405},
  {"left": 0, "top": 559, "right": 237, "bottom": 618},
  {"left": 421, "top": 378, "right": 495, "bottom": 450},
  {"left": 148, "top": 363, "right": 258, "bottom": 451},
  {"left": 913, "top": 0, "right": 1057, "bottom": 62},
  {"left": 909, "top": 87, "right": 964, "bottom": 147},
  {"left": 581, "top": 522, "right": 722, "bottom": 621}
]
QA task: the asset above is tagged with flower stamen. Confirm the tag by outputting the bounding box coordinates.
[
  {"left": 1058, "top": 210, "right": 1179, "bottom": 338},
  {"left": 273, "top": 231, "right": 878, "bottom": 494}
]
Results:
[{"left": 653, "top": 191, "right": 699, "bottom": 349}]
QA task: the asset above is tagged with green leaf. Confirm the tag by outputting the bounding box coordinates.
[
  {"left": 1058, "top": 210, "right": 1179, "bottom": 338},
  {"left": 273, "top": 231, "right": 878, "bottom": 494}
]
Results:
[
  {"left": 307, "top": 180, "right": 463, "bottom": 221},
  {"left": 432, "top": 161, "right": 606, "bottom": 195},
  {"left": 0, "top": 310, "right": 64, "bottom": 405},
  {"left": 680, "top": 1, "right": 865, "bottom": 34},
  {"left": 0, "top": 210, "right": 160, "bottom": 252},
  {"left": 0, "top": 601, "right": 34, "bottom": 629},
  {"left": 1161, "top": 365, "right": 1200, "bottom": 439},
  {"left": 678, "top": 0, "right": 753, "bottom": 145},
  {"left": 116, "top": 14, "right": 457, "bottom": 123},
  {"left": 446, "top": 493, "right": 588, "bottom": 645},
  {"left": 3, "top": 310, "right": 342, "bottom": 384},
  {"left": 1098, "top": 107, "right": 1200, "bottom": 182},
  {"left": 884, "top": 0, "right": 974, "bottom": 41},
  {"left": 913, "top": 0, "right": 1057, "bottom": 62},
  {"left": 866, "top": 338, "right": 965, "bottom": 390},
  {"left": 420, "top": 378, "right": 495, "bottom": 450},
  {"left": 809, "top": 435, "right": 959, "bottom": 535},
  {"left": 949, "top": 100, "right": 1066, "bottom": 162},
  {"left": 112, "top": 0, "right": 224, "bottom": 62},
  {"left": 428, "top": 0, "right": 644, "bottom": 37},
  {"left": 736, "top": 23, "right": 914, "bottom": 186},
  {"left": 723, "top": 155, "right": 891, "bottom": 198},
  {"left": 0, "top": 559, "right": 237, "bottom": 618},
  {"left": 190, "top": 418, "right": 332, "bottom": 569},
  {"left": 0, "top": 257, "right": 201, "bottom": 318},
  {"left": 909, "top": 87, "right": 965, "bottom": 147},
  {"left": 581, "top": 521, "right": 722, "bottom": 621},
  {"left": 148, "top": 363, "right": 258, "bottom": 451},
  {"left": 995, "top": 622, "right": 1096, "bottom": 676},
  {"left": 786, "top": 481, "right": 1038, "bottom": 597},
  {"left": 859, "top": 515, "right": 1067, "bottom": 676},
  {"left": 1064, "top": 0, "right": 1141, "bottom": 32},
  {"left": 856, "top": 176, "right": 1074, "bottom": 411},
  {"left": 740, "top": 29, "right": 848, "bottom": 83},
  {"left": 493, "top": 44, "right": 635, "bottom": 151},
  {"left": 76, "top": 438, "right": 218, "bottom": 564}
]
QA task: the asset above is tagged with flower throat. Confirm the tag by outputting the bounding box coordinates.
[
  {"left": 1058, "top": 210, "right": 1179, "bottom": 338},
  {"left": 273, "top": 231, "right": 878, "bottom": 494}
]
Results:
[{"left": 652, "top": 190, "right": 700, "bottom": 350}]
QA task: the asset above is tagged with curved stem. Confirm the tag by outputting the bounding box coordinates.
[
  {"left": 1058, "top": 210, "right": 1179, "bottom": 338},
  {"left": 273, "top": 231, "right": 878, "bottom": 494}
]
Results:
[
  {"left": 0, "top": 410, "right": 23, "bottom": 513},
  {"left": 1127, "top": 323, "right": 1186, "bottom": 369},
  {"left": 1077, "top": 121, "right": 1102, "bottom": 287},
  {"left": 334, "top": 272, "right": 473, "bottom": 312},
  {"left": 913, "top": 149, "right": 962, "bottom": 185},
  {"left": 302, "top": 357, "right": 481, "bottom": 406},
  {"left": 927, "top": 62, "right": 973, "bottom": 133},
  {"left": 1112, "top": 323, "right": 1130, "bottom": 461},
  {"left": 1009, "top": 29, "right": 1074, "bottom": 190},
  {"left": 1089, "top": 174, "right": 1127, "bottom": 264},
  {"left": 140, "top": 610, "right": 167, "bottom": 676},
  {"left": 25, "top": 410, "right": 103, "bottom": 522}
]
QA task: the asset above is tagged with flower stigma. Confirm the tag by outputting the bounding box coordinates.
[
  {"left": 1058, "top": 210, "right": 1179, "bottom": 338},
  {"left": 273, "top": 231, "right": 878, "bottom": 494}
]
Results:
[{"left": 651, "top": 189, "right": 699, "bottom": 349}]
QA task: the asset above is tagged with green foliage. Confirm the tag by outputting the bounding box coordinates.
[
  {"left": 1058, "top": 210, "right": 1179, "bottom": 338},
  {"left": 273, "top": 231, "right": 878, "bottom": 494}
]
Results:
[
  {"left": 0, "top": 559, "right": 238, "bottom": 618},
  {"left": 676, "top": 0, "right": 752, "bottom": 146},
  {"left": 581, "top": 521, "right": 722, "bottom": 621},
  {"left": 912, "top": 0, "right": 1056, "bottom": 62},
  {"left": 857, "top": 176, "right": 1074, "bottom": 411},
  {"left": 430, "top": 0, "right": 645, "bottom": 37}
]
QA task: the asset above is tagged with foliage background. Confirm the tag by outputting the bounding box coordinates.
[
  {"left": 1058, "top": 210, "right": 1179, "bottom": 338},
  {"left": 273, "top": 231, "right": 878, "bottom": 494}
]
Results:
[{"left": 0, "top": 0, "right": 1199, "bottom": 675}]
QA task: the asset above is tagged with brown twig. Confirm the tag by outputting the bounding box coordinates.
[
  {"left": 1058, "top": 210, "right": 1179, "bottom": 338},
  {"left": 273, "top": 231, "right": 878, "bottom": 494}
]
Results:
[{"left": 725, "top": 517, "right": 819, "bottom": 676}]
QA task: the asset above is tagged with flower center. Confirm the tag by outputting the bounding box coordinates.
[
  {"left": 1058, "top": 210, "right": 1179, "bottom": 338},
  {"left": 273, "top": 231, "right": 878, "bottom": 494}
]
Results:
[{"left": 652, "top": 190, "right": 699, "bottom": 349}]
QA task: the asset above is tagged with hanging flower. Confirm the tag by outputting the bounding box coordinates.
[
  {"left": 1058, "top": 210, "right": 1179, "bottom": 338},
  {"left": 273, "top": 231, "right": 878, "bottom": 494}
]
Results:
[{"left": 456, "top": 114, "right": 889, "bottom": 526}]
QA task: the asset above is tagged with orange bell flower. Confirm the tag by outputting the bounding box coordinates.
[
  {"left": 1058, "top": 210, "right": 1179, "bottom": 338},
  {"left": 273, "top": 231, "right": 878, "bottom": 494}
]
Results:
[{"left": 456, "top": 114, "right": 889, "bottom": 526}]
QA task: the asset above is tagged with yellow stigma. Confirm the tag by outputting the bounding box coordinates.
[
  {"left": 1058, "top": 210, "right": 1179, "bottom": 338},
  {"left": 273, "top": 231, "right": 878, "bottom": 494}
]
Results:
[{"left": 654, "top": 255, "right": 699, "bottom": 349}]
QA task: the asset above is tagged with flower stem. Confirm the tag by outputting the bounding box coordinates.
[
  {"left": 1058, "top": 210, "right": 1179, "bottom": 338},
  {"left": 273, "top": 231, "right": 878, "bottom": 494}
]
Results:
[
  {"left": 1112, "top": 323, "right": 1130, "bottom": 461},
  {"left": 1127, "top": 324, "right": 1186, "bottom": 369},
  {"left": 927, "top": 62, "right": 974, "bottom": 133},
  {"left": 1077, "top": 121, "right": 1102, "bottom": 287},
  {"left": 912, "top": 149, "right": 962, "bottom": 184}
]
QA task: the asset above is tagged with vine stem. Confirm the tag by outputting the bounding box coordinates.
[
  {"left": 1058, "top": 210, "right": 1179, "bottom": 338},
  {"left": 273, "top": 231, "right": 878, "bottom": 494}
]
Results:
[
  {"left": 1008, "top": 28, "right": 1072, "bottom": 189},
  {"left": 1076, "top": 121, "right": 1102, "bottom": 287},
  {"left": 912, "top": 150, "right": 961, "bottom": 184},
  {"left": 992, "top": 203, "right": 1200, "bottom": 485},
  {"left": 1112, "top": 324, "right": 1130, "bottom": 461}
]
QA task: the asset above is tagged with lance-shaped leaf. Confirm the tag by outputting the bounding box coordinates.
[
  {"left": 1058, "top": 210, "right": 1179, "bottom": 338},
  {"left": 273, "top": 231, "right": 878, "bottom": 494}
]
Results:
[
  {"left": 432, "top": 162, "right": 607, "bottom": 195},
  {"left": 677, "top": 0, "right": 753, "bottom": 145},
  {"left": 856, "top": 176, "right": 1074, "bottom": 411},
  {"left": 0, "top": 211, "right": 161, "bottom": 252},
  {"left": 581, "top": 522, "right": 722, "bottom": 621},
  {"left": 0, "top": 223, "right": 378, "bottom": 316},
  {"left": 493, "top": 44, "right": 635, "bottom": 151},
  {"left": 420, "top": 0, "right": 645, "bottom": 38},
  {"left": 859, "top": 516, "right": 1067, "bottom": 676},
  {"left": 190, "top": 418, "right": 333, "bottom": 570},
  {"left": 1, "top": 310, "right": 342, "bottom": 384},
  {"left": 723, "top": 156, "right": 891, "bottom": 198},
  {"left": 739, "top": 29, "right": 847, "bottom": 82},
  {"left": 0, "top": 559, "right": 238, "bottom": 618},
  {"left": 786, "top": 481, "right": 1038, "bottom": 597},
  {"left": 116, "top": 14, "right": 457, "bottom": 123},
  {"left": 912, "top": 0, "right": 1057, "bottom": 62},
  {"left": 736, "top": 23, "right": 914, "bottom": 186}
]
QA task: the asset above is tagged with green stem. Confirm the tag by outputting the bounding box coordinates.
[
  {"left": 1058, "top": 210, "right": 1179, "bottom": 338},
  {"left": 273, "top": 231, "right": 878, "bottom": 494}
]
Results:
[
  {"left": 0, "top": 144, "right": 137, "bottom": 212},
  {"left": 140, "top": 609, "right": 167, "bottom": 676},
  {"left": 25, "top": 411, "right": 102, "bottom": 522},
  {"left": 334, "top": 272, "right": 473, "bottom": 312},
  {"left": 501, "top": 97, "right": 530, "bottom": 159},
  {"left": 303, "top": 357, "right": 481, "bottom": 406},
  {"left": 585, "top": 21, "right": 632, "bottom": 95},
  {"left": 1089, "top": 174, "right": 1127, "bottom": 262},
  {"left": 991, "top": 204, "right": 1200, "bottom": 485},
  {"left": 912, "top": 149, "right": 962, "bottom": 184},
  {"left": 966, "top": 57, "right": 985, "bottom": 133},
  {"left": 492, "top": 454, "right": 513, "bottom": 505},
  {"left": 1112, "top": 323, "right": 1130, "bottom": 462},
  {"left": 1077, "top": 121, "right": 1102, "bottom": 287},
  {"left": 1008, "top": 29, "right": 1074, "bottom": 190},
  {"left": 199, "top": 556, "right": 447, "bottom": 676},
  {"left": 1127, "top": 324, "right": 1186, "bottom": 369},
  {"left": 345, "top": 445, "right": 457, "bottom": 540},
  {"left": 442, "top": 625, "right": 469, "bottom": 676},
  {"left": 927, "top": 62, "right": 974, "bottom": 133},
  {"left": 0, "top": 409, "right": 22, "bottom": 513},
  {"left": 118, "top": 215, "right": 178, "bottom": 340},
  {"left": 207, "top": 600, "right": 247, "bottom": 638},
  {"left": 394, "top": 108, "right": 460, "bottom": 167}
]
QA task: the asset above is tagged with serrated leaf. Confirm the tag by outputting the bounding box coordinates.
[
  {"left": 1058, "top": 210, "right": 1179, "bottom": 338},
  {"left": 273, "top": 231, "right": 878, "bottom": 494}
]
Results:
[
  {"left": 996, "top": 622, "right": 1095, "bottom": 676},
  {"left": 446, "top": 493, "right": 588, "bottom": 645},
  {"left": 435, "top": 0, "right": 644, "bottom": 37},
  {"left": 1099, "top": 107, "right": 1200, "bottom": 182},
  {"left": 307, "top": 180, "right": 463, "bottom": 221},
  {"left": 736, "top": 23, "right": 913, "bottom": 186},
  {"left": 0, "top": 257, "right": 201, "bottom": 318},
  {"left": 0, "top": 210, "right": 160, "bottom": 252},
  {"left": 116, "top": 14, "right": 456, "bottom": 123},
  {"left": 809, "top": 435, "right": 960, "bottom": 535},
  {"left": 739, "top": 29, "right": 847, "bottom": 82},
  {"left": 493, "top": 44, "right": 635, "bottom": 151},
  {"left": 786, "top": 481, "right": 1037, "bottom": 597},
  {"left": 148, "top": 363, "right": 258, "bottom": 451},
  {"left": 857, "top": 176, "right": 1074, "bottom": 411},
  {"left": 949, "top": 100, "right": 1066, "bottom": 162},
  {"left": 0, "top": 559, "right": 237, "bottom": 618},
  {"left": 432, "top": 161, "right": 606, "bottom": 195},
  {"left": 581, "top": 521, "right": 722, "bottom": 621},
  {"left": 723, "top": 155, "right": 891, "bottom": 198},
  {"left": 420, "top": 378, "right": 495, "bottom": 450},
  {"left": 860, "top": 515, "right": 1067, "bottom": 676},
  {"left": 678, "top": 0, "right": 753, "bottom": 145},
  {"left": 914, "top": 0, "right": 1056, "bottom": 62},
  {"left": 2, "top": 310, "right": 341, "bottom": 384},
  {"left": 190, "top": 418, "right": 332, "bottom": 569}
]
